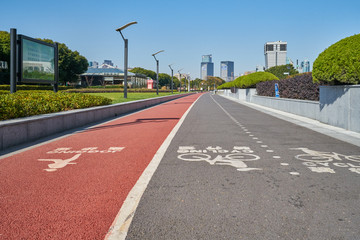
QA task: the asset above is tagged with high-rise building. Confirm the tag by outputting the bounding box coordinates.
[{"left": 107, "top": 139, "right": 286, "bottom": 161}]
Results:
[
  {"left": 103, "top": 60, "right": 114, "bottom": 66},
  {"left": 264, "top": 41, "right": 287, "bottom": 69},
  {"left": 202, "top": 55, "right": 212, "bottom": 63},
  {"left": 300, "top": 59, "right": 310, "bottom": 73},
  {"left": 89, "top": 61, "right": 99, "bottom": 68},
  {"left": 201, "top": 54, "right": 214, "bottom": 80},
  {"left": 220, "top": 61, "right": 234, "bottom": 82}
]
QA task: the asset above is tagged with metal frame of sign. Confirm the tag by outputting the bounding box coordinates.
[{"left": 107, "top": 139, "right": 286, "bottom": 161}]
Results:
[{"left": 10, "top": 28, "right": 59, "bottom": 93}]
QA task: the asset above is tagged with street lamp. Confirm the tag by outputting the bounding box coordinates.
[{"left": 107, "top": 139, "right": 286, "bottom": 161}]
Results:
[
  {"left": 116, "top": 21, "right": 137, "bottom": 98},
  {"left": 178, "top": 68, "right": 183, "bottom": 93},
  {"left": 168, "top": 64, "right": 174, "bottom": 94},
  {"left": 187, "top": 73, "right": 190, "bottom": 93},
  {"left": 152, "top": 50, "right": 164, "bottom": 95}
]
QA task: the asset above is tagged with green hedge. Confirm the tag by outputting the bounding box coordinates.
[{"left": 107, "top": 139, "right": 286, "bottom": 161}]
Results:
[
  {"left": 65, "top": 88, "right": 174, "bottom": 93},
  {"left": 218, "top": 72, "right": 278, "bottom": 89},
  {"left": 0, "top": 91, "right": 112, "bottom": 120},
  {"left": 313, "top": 34, "right": 360, "bottom": 84}
]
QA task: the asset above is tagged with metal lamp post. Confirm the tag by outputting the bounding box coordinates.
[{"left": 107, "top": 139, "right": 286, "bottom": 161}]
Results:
[
  {"left": 116, "top": 21, "right": 137, "bottom": 98},
  {"left": 152, "top": 50, "right": 164, "bottom": 95},
  {"left": 188, "top": 73, "right": 190, "bottom": 92},
  {"left": 178, "top": 69, "right": 183, "bottom": 93},
  {"left": 168, "top": 64, "right": 174, "bottom": 94}
]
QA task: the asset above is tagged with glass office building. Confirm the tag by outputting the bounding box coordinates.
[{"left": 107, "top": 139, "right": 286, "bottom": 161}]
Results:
[
  {"left": 201, "top": 54, "right": 214, "bottom": 80},
  {"left": 220, "top": 61, "right": 234, "bottom": 82}
]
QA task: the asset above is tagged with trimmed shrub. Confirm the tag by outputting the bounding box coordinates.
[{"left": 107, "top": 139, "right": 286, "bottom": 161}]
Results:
[
  {"left": 257, "top": 72, "right": 324, "bottom": 101},
  {"left": 217, "top": 81, "right": 235, "bottom": 89},
  {"left": 0, "top": 91, "right": 111, "bottom": 120},
  {"left": 218, "top": 72, "right": 278, "bottom": 89},
  {"left": 234, "top": 72, "right": 279, "bottom": 88},
  {"left": 313, "top": 34, "right": 360, "bottom": 85}
]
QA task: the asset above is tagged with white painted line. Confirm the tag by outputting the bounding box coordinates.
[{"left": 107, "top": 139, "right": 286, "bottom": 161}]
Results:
[
  {"left": 105, "top": 94, "right": 202, "bottom": 240},
  {"left": 249, "top": 135, "right": 254, "bottom": 137},
  {"left": 253, "top": 137, "right": 258, "bottom": 140},
  {"left": 261, "top": 145, "right": 268, "bottom": 148},
  {"left": 273, "top": 156, "right": 281, "bottom": 159},
  {"left": 266, "top": 150, "right": 274, "bottom": 153},
  {"left": 256, "top": 141, "right": 263, "bottom": 143},
  {"left": 280, "top": 163, "right": 289, "bottom": 166},
  {"left": 290, "top": 172, "right": 300, "bottom": 175}
]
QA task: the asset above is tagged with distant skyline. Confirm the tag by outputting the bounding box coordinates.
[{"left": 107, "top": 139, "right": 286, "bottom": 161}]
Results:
[{"left": 2, "top": 0, "right": 360, "bottom": 79}]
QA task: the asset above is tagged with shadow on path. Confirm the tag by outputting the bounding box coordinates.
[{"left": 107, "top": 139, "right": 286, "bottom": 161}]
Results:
[{"left": 83, "top": 117, "right": 180, "bottom": 132}]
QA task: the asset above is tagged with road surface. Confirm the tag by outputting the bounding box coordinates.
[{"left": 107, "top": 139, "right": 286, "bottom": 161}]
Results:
[{"left": 1, "top": 92, "right": 359, "bottom": 240}]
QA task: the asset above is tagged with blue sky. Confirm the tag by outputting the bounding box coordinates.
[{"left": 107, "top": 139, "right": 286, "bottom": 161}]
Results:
[{"left": 2, "top": 0, "right": 360, "bottom": 79}]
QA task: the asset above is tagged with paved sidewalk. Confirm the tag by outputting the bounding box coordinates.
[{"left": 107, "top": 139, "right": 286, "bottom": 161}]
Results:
[{"left": 220, "top": 94, "right": 360, "bottom": 147}]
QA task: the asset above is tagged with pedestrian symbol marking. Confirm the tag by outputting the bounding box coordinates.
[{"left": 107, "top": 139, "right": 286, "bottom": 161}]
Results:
[
  {"left": 39, "top": 154, "right": 81, "bottom": 172},
  {"left": 38, "top": 147, "right": 125, "bottom": 172}
]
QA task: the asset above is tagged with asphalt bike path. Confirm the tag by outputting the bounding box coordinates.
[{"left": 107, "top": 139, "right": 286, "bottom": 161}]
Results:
[
  {"left": 0, "top": 93, "right": 202, "bottom": 239},
  {"left": 126, "top": 93, "right": 360, "bottom": 240}
]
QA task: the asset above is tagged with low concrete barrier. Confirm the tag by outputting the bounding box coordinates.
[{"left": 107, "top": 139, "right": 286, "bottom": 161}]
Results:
[
  {"left": 251, "top": 95, "right": 320, "bottom": 120},
  {"left": 0, "top": 93, "right": 193, "bottom": 151}
]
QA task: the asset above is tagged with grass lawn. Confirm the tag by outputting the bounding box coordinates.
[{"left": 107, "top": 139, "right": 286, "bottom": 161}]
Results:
[{"left": 86, "top": 92, "right": 179, "bottom": 104}]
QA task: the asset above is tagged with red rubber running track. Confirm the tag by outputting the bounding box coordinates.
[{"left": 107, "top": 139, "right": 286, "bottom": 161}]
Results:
[{"left": 0, "top": 93, "right": 202, "bottom": 239}]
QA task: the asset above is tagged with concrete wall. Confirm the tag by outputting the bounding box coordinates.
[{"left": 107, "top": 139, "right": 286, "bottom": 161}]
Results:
[
  {"left": 220, "top": 89, "right": 256, "bottom": 101},
  {"left": 319, "top": 85, "right": 360, "bottom": 133},
  {"left": 218, "top": 85, "right": 360, "bottom": 133},
  {"left": 0, "top": 93, "right": 193, "bottom": 151},
  {"left": 251, "top": 95, "right": 320, "bottom": 120}
]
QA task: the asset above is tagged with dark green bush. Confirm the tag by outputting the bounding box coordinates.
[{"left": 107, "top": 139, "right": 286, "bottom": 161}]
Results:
[
  {"left": 0, "top": 91, "right": 111, "bottom": 120},
  {"left": 313, "top": 34, "right": 360, "bottom": 84},
  {"left": 257, "top": 72, "right": 322, "bottom": 101}
]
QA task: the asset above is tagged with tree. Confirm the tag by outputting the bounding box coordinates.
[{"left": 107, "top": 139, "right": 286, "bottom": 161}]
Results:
[
  {"left": 0, "top": 31, "right": 10, "bottom": 65},
  {"left": 42, "top": 39, "right": 88, "bottom": 84},
  {"left": 158, "top": 73, "right": 171, "bottom": 87},
  {"left": 172, "top": 76, "right": 180, "bottom": 88},
  {"left": 265, "top": 64, "right": 298, "bottom": 79},
  {"left": 313, "top": 34, "right": 360, "bottom": 85},
  {"left": 130, "top": 67, "right": 156, "bottom": 80},
  {"left": 0, "top": 31, "right": 10, "bottom": 84},
  {"left": 207, "top": 76, "right": 225, "bottom": 90},
  {"left": 191, "top": 78, "right": 203, "bottom": 90}
]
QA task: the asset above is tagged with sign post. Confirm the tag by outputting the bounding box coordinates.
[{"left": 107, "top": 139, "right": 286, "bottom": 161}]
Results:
[
  {"left": 10, "top": 28, "right": 17, "bottom": 93},
  {"left": 275, "top": 83, "right": 280, "bottom": 98}
]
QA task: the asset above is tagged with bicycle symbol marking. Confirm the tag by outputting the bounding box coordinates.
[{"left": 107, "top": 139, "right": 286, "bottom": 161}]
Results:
[
  {"left": 177, "top": 146, "right": 262, "bottom": 172},
  {"left": 291, "top": 148, "right": 360, "bottom": 174}
]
